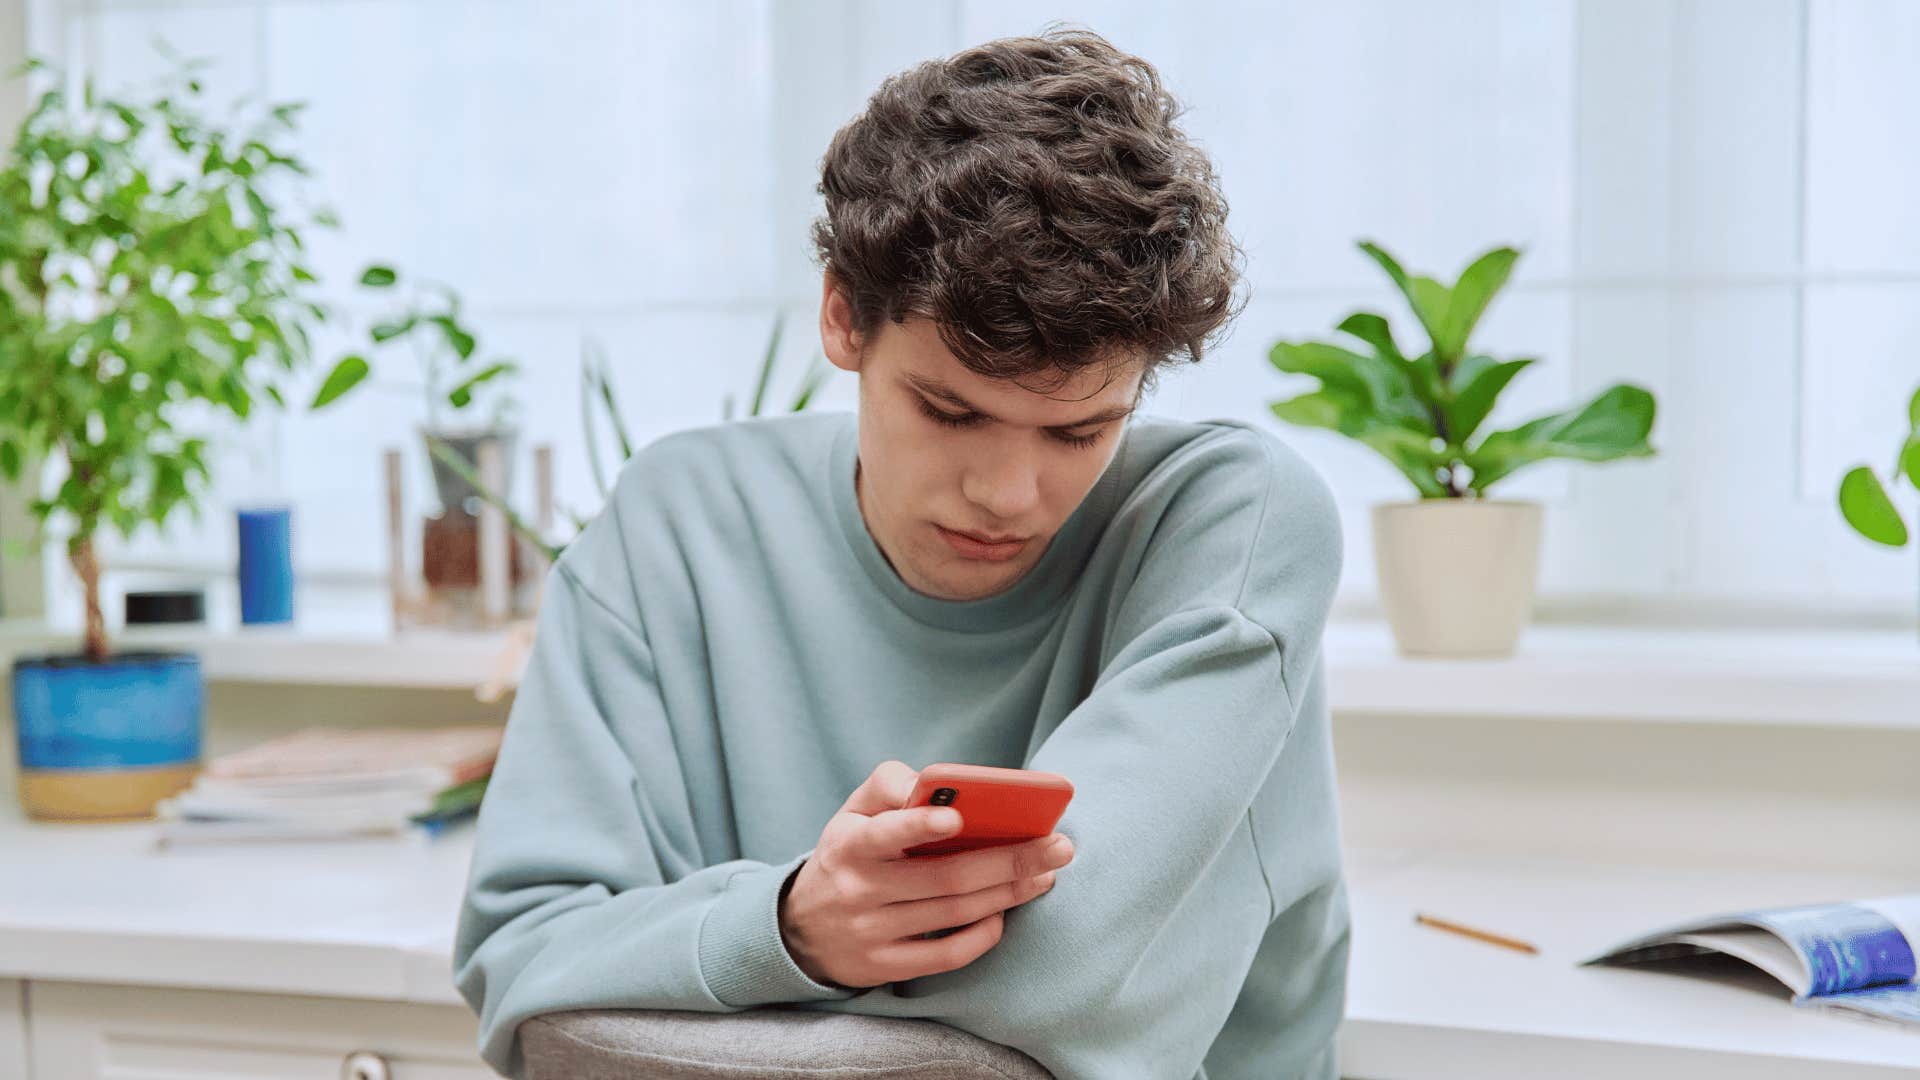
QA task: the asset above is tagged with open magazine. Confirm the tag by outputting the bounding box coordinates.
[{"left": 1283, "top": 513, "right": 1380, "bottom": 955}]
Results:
[{"left": 1584, "top": 896, "right": 1920, "bottom": 1029}]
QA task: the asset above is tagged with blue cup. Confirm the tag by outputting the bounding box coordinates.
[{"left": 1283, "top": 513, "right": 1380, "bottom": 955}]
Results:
[{"left": 237, "top": 506, "right": 294, "bottom": 624}]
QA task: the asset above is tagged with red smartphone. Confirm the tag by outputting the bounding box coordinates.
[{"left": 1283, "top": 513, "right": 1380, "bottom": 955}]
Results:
[{"left": 899, "top": 763, "right": 1073, "bottom": 858}]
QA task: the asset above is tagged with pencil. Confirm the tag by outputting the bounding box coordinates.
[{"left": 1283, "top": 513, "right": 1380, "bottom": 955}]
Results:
[{"left": 1414, "top": 912, "right": 1539, "bottom": 955}]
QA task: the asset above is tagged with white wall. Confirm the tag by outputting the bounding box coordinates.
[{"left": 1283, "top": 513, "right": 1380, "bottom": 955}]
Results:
[{"left": 24, "top": 0, "right": 1920, "bottom": 622}]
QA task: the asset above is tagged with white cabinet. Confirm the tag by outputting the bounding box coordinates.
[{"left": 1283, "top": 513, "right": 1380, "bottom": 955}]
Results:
[
  {"left": 2, "top": 980, "right": 26, "bottom": 1080},
  {"left": 27, "top": 982, "right": 497, "bottom": 1080}
]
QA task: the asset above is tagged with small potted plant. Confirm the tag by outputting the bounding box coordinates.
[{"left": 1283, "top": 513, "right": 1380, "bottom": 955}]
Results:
[
  {"left": 313, "top": 265, "right": 518, "bottom": 515},
  {"left": 311, "top": 267, "right": 519, "bottom": 625},
  {"left": 0, "top": 62, "right": 334, "bottom": 818},
  {"left": 1266, "top": 241, "right": 1658, "bottom": 657},
  {"left": 1836, "top": 382, "right": 1920, "bottom": 641}
]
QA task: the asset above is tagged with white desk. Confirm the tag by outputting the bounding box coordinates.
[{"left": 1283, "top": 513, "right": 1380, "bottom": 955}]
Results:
[
  {"left": 0, "top": 808, "right": 469, "bottom": 1007},
  {"left": 1342, "top": 850, "right": 1920, "bottom": 1078},
  {"left": 4, "top": 797, "right": 1917, "bottom": 1078}
]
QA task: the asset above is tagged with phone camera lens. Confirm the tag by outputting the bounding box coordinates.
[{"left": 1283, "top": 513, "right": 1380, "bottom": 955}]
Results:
[{"left": 931, "top": 787, "right": 957, "bottom": 806}]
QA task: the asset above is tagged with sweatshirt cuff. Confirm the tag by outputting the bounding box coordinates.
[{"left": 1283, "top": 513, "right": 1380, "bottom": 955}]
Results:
[{"left": 698, "top": 852, "right": 858, "bottom": 1007}]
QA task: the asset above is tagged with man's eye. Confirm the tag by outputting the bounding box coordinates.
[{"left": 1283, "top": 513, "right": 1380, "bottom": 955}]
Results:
[
  {"left": 1052, "top": 428, "right": 1106, "bottom": 450},
  {"left": 916, "top": 398, "right": 980, "bottom": 429}
]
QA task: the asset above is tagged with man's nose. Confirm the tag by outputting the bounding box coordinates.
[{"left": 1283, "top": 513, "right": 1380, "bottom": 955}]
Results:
[{"left": 961, "top": 450, "right": 1041, "bottom": 522}]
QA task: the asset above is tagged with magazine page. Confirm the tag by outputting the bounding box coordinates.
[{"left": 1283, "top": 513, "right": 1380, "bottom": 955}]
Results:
[
  {"left": 1744, "top": 897, "right": 1919, "bottom": 998},
  {"left": 1790, "top": 896, "right": 1920, "bottom": 1029},
  {"left": 1585, "top": 894, "right": 1920, "bottom": 1017},
  {"left": 1809, "top": 983, "right": 1920, "bottom": 1028},
  {"left": 1583, "top": 913, "right": 1811, "bottom": 994}
]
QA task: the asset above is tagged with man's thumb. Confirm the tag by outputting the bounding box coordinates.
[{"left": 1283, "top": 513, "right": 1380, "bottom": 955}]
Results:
[{"left": 841, "top": 759, "right": 920, "bottom": 816}]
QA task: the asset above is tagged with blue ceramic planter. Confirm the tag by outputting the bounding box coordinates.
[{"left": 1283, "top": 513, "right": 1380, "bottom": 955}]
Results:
[{"left": 13, "top": 651, "right": 204, "bottom": 820}]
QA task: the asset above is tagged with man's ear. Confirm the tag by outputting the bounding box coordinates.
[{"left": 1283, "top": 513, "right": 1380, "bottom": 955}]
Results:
[{"left": 819, "top": 273, "right": 864, "bottom": 375}]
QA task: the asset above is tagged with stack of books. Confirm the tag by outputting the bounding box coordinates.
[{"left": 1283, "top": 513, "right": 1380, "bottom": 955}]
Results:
[{"left": 154, "top": 725, "right": 503, "bottom": 846}]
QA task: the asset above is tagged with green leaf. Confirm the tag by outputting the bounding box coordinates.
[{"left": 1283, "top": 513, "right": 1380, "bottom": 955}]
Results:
[
  {"left": 597, "top": 363, "right": 634, "bottom": 461},
  {"left": 1336, "top": 312, "right": 1404, "bottom": 363},
  {"left": 1445, "top": 356, "right": 1534, "bottom": 446},
  {"left": 1357, "top": 426, "right": 1450, "bottom": 498},
  {"left": 1902, "top": 436, "right": 1920, "bottom": 491},
  {"left": 1465, "top": 384, "right": 1657, "bottom": 492},
  {"left": 1358, "top": 241, "right": 1450, "bottom": 358},
  {"left": 1270, "top": 391, "right": 1446, "bottom": 498},
  {"left": 1269, "top": 392, "right": 1353, "bottom": 432},
  {"left": 0, "top": 442, "right": 19, "bottom": 481},
  {"left": 1269, "top": 340, "right": 1426, "bottom": 430},
  {"left": 244, "top": 187, "right": 271, "bottom": 228},
  {"left": 370, "top": 318, "right": 416, "bottom": 343},
  {"left": 359, "top": 265, "right": 397, "bottom": 287},
  {"left": 263, "top": 384, "right": 286, "bottom": 408},
  {"left": 445, "top": 361, "right": 513, "bottom": 404},
  {"left": 580, "top": 340, "right": 610, "bottom": 498},
  {"left": 310, "top": 355, "right": 370, "bottom": 409},
  {"left": 1270, "top": 341, "right": 1371, "bottom": 400},
  {"left": 1839, "top": 466, "right": 1908, "bottom": 546},
  {"left": 790, "top": 355, "right": 828, "bottom": 412},
  {"left": 1438, "top": 246, "right": 1519, "bottom": 361},
  {"left": 431, "top": 316, "right": 476, "bottom": 360}
]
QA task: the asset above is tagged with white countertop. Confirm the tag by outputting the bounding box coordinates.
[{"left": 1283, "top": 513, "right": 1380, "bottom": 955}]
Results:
[
  {"left": 1342, "top": 850, "right": 1920, "bottom": 1078},
  {"left": 6, "top": 613, "right": 1917, "bottom": 730},
  {"left": 5, "top": 797, "right": 1917, "bottom": 1075},
  {"left": 0, "top": 808, "right": 473, "bottom": 1006}
]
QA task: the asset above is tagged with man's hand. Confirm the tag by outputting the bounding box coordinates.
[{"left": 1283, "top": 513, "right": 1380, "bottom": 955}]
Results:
[{"left": 778, "top": 760, "right": 1075, "bottom": 989}]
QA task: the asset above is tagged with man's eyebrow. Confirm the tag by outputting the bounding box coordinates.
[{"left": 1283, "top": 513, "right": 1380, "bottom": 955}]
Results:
[{"left": 904, "top": 374, "right": 1135, "bottom": 429}]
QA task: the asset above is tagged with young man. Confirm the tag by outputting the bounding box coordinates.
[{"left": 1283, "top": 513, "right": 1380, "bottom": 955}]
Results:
[{"left": 454, "top": 29, "right": 1347, "bottom": 1080}]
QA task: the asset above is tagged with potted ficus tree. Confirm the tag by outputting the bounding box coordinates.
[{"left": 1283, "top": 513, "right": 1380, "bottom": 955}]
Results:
[
  {"left": 1266, "top": 241, "right": 1658, "bottom": 657},
  {"left": 1836, "top": 382, "right": 1920, "bottom": 641},
  {"left": 0, "top": 61, "right": 335, "bottom": 818}
]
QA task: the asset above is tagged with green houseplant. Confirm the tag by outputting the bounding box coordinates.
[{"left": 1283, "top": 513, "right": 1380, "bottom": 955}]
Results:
[
  {"left": 0, "top": 61, "right": 335, "bottom": 818},
  {"left": 312, "top": 264, "right": 519, "bottom": 516},
  {"left": 1266, "top": 241, "right": 1657, "bottom": 656},
  {"left": 310, "top": 266, "right": 524, "bottom": 625},
  {"left": 426, "top": 312, "right": 827, "bottom": 566}
]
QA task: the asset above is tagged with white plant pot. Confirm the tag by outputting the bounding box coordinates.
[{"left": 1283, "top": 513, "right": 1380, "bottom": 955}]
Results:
[{"left": 1372, "top": 499, "right": 1543, "bottom": 658}]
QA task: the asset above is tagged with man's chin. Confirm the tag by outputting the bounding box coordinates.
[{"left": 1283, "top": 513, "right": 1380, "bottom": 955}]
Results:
[{"left": 911, "top": 555, "right": 1032, "bottom": 603}]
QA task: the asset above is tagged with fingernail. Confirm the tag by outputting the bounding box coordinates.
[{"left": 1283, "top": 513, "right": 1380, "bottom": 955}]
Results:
[
  {"left": 1047, "top": 836, "right": 1074, "bottom": 861},
  {"left": 1036, "top": 871, "right": 1057, "bottom": 889}
]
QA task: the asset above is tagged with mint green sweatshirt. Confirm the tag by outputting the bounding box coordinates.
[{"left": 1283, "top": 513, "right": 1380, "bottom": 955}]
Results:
[{"left": 452, "top": 410, "right": 1349, "bottom": 1079}]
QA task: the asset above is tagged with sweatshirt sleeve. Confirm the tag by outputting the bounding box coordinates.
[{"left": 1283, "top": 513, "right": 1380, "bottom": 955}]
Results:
[
  {"left": 451, "top": 530, "right": 857, "bottom": 1078},
  {"left": 803, "top": 429, "right": 1348, "bottom": 1080}
]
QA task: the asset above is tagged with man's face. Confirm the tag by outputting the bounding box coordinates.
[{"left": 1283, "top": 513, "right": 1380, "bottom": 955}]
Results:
[{"left": 820, "top": 277, "right": 1141, "bottom": 602}]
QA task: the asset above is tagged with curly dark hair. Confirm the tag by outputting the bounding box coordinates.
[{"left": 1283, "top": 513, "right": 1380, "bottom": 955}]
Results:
[{"left": 811, "top": 27, "right": 1244, "bottom": 392}]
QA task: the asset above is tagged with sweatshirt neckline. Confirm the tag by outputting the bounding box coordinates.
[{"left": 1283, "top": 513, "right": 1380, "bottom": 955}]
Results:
[{"left": 828, "top": 415, "right": 1123, "bottom": 634}]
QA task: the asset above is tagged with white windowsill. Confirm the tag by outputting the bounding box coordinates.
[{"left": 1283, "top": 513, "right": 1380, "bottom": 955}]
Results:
[
  {"left": 2, "top": 586, "right": 1916, "bottom": 728},
  {"left": 0, "top": 582, "right": 516, "bottom": 692},
  {"left": 1323, "top": 620, "right": 1920, "bottom": 730}
]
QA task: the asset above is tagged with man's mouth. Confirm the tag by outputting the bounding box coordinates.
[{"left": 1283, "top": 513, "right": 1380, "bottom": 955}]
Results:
[{"left": 935, "top": 524, "right": 1029, "bottom": 561}]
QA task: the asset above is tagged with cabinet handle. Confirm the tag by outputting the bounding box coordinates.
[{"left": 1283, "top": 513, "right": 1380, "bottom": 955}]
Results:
[{"left": 341, "top": 1050, "right": 392, "bottom": 1080}]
